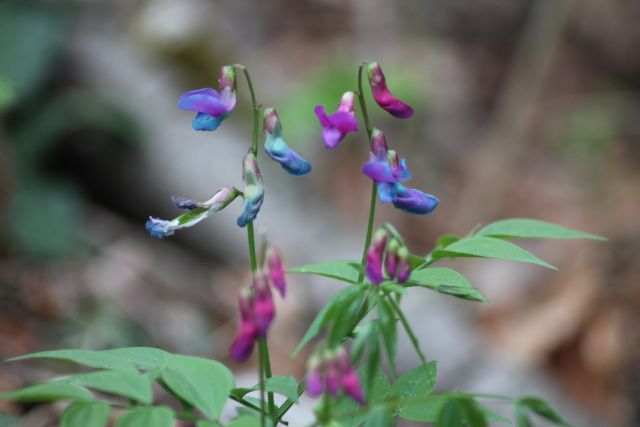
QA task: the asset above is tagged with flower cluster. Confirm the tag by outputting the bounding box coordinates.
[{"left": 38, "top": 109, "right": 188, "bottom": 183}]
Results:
[
  {"left": 365, "top": 226, "right": 411, "bottom": 285},
  {"left": 230, "top": 246, "right": 287, "bottom": 362},
  {"left": 306, "top": 347, "right": 364, "bottom": 404},
  {"left": 314, "top": 62, "right": 438, "bottom": 215}
]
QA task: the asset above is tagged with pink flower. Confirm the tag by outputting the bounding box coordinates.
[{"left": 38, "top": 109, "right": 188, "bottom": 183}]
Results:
[
  {"left": 266, "top": 246, "right": 287, "bottom": 298},
  {"left": 252, "top": 272, "right": 275, "bottom": 337},
  {"left": 314, "top": 92, "right": 359, "bottom": 149},
  {"left": 365, "top": 229, "right": 388, "bottom": 285},
  {"left": 367, "top": 62, "right": 413, "bottom": 119}
]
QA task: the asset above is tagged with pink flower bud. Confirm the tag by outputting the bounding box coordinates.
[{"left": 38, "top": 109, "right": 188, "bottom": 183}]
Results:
[
  {"left": 218, "top": 65, "right": 236, "bottom": 92},
  {"left": 367, "top": 62, "right": 413, "bottom": 119},
  {"left": 342, "top": 368, "right": 365, "bottom": 404},
  {"left": 230, "top": 289, "right": 259, "bottom": 362},
  {"left": 306, "top": 366, "right": 324, "bottom": 397},
  {"left": 385, "top": 238, "right": 400, "bottom": 279},
  {"left": 266, "top": 246, "right": 287, "bottom": 298},
  {"left": 325, "top": 363, "right": 341, "bottom": 396},
  {"left": 396, "top": 246, "right": 411, "bottom": 283},
  {"left": 365, "top": 229, "right": 388, "bottom": 285}
]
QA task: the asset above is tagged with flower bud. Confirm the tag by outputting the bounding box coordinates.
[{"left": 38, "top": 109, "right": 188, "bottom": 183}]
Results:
[
  {"left": 266, "top": 246, "right": 287, "bottom": 298},
  {"left": 306, "top": 366, "right": 324, "bottom": 397},
  {"left": 396, "top": 246, "right": 411, "bottom": 283},
  {"left": 230, "top": 289, "right": 259, "bottom": 362},
  {"left": 367, "top": 62, "right": 413, "bottom": 119},
  {"left": 252, "top": 272, "right": 275, "bottom": 337},
  {"left": 314, "top": 91, "right": 359, "bottom": 149},
  {"left": 342, "top": 368, "right": 365, "bottom": 405},
  {"left": 237, "top": 151, "right": 265, "bottom": 227},
  {"left": 365, "top": 229, "right": 388, "bottom": 285},
  {"left": 218, "top": 65, "right": 236, "bottom": 92},
  {"left": 263, "top": 108, "right": 312, "bottom": 176},
  {"left": 385, "top": 238, "right": 400, "bottom": 279},
  {"left": 370, "top": 128, "right": 388, "bottom": 156}
]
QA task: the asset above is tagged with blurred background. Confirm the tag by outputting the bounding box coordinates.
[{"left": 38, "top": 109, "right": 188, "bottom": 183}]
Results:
[{"left": 0, "top": 0, "right": 638, "bottom": 425}]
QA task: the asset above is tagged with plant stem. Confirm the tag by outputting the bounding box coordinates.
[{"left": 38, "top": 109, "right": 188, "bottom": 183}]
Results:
[
  {"left": 237, "top": 64, "right": 274, "bottom": 426},
  {"left": 383, "top": 290, "right": 427, "bottom": 365}
]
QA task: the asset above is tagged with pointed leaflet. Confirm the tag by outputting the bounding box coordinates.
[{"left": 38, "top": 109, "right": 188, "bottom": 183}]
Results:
[
  {"left": 7, "top": 349, "right": 136, "bottom": 372},
  {"left": 432, "top": 237, "right": 557, "bottom": 270},
  {"left": 0, "top": 381, "right": 92, "bottom": 402},
  {"left": 69, "top": 370, "right": 153, "bottom": 404},
  {"left": 61, "top": 402, "right": 110, "bottom": 427},
  {"left": 115, "top": 406, "right": 174, "bottom": 427},
  {"left": 405, "top": 268, "right": 486, "bottom": 302},
  {"left": 391, "top": 361, "right": 437, "bottom": 402},
  {"left": 160, "top": 354, "right": 234, "bottom": 420},
  {"left": 100, "top": 347, "right": 170, "bottom": 371},
  {"left": 288, "top": 260, "right": 361, "bottom": 283},
  {"left": 477, "top": 218, "right": 605, "bottom": 240}
]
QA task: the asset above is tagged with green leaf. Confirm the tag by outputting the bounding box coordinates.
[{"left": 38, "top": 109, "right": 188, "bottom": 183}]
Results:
[
  {"left": 476, "top": 401, "right": 512, "bottom": 424},
  {"left": 61, "top": 402, "right": 110, "bottom": 427},
  {"left": 69, "top": 370, "right": 153, "bottom": 404},
  {"left": 436, "top": 398, "right": 464, "bottom": 427},
  {"left": 460, "top": 398, "right": 488, "bottom": 427},
  {"left": 289, "top": 260, "right": 361, "bottom": 284},
  {"left": 436, "top": 235, "right": 461, "bottom": 247},
  {"left": 516, "top": 406, "right": 532, "bottom": 427},
  {"left": 364, "top": 407, "right": 393, "bottom": 427},
  {"left": 391, "top": 361, "right": 437, "bottom": 402},
  {"left": 334, "top": 368, "right": 389, "bottom": 427},
  {"left": 517, "top": 396, "right": 570, "bottom": 426},
  {"left": 160, "top": 354, "right": 234, "bottom": 420},
  {"left": 406, "top": 268, "right": 486, "bottom": 302},
  {"left": 0, "top": 413, "right": 17, "bottom": 427},
  {"left": 0, "top": 381, "right": 92, "bottom": 402},
  {"left": 327, "top": 288, "right": 369, "bottom": 346},
  {"left": 233, "top": 376, "right": 298, "bottom": 403},
  {"left": 115, "top": 406, "right": 174, "bottom": 427},
  {"left": 477, "top": 219, "right": 605, "bottom": 241},
  {"left": 196, "top": 421, "right": 223, "bottom": 427},
  {"left": 7, "top": 349, "right": 136, "bottom": 372},
  {"left": 432, "top": 237, "right": 557, "bottom": 270},
  {"left": 293, "top": 285, "right": 366, "bottom": 356},
  {"left": 101, "top": 347, "right": 170, "bottom": 371},
  {"left": 352, "top": 321, "right": 375, "bottom": 361},
  {"left": 399, "top": 395, "right": 447, "bottom": 422},
  {"left": 226, "top": 415, "right": 261, "bottom": 427}
]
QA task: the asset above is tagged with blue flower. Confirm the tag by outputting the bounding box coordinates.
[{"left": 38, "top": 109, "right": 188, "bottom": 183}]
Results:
[
  {"left": 178, "top": 66, "right": 236, "bottom": 132},
  {"left": 145, "top": 187, "right": 240, "bottom": 238},
  {"left": 263, "top": 108, "right": 311, "bottom": 176}
]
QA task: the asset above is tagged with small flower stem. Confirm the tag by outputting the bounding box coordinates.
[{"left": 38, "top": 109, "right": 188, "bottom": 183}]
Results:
[
  {"left": 383, "top": 290, "right": 427, "bottom": 365},
  {"left": 237, "top": 64, "right": 274, "bottom": 425}
]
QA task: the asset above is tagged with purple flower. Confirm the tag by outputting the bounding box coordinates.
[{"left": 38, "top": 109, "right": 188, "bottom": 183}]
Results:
[
  {"left": 178, "top": 66, "right": 236, "bottom": 131},
  {"left": 305, "top": 347, "right": 364, "bottom": 404},
  {"left": 146, "top": 186, "right": 240, "bottom": 239},
  {"left": 252, "top": 272, "right": 275, "bottom": 337},
  {"left": 362, "top": 129, "right": 411, "bottom": 203},
  {"left": 266, "top": 246, "right": 287, "bottom": 298},
  {"left": 306, "top": 365, "right": 324, "bottom": 397},
  {"left": 392, "top": 184, "right": 439, "bottom": 215},
  {"left": 237, "top": 151, "right": 265, "bottom": 227},
  {"left": 365, "top": 229, "right": 388, "bottom": 285},
  {"left": 367, "top": 62, "right": 413, "bottom": 119},
  {"left": 314, "top": 91, "right": 359, "bottom": 149},
  {"left": 263, "top": 108, "right": 311, "bottom": 176}
]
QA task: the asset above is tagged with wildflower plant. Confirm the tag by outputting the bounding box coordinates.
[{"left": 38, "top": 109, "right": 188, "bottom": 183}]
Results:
[{"left": 0, "top": 61, "right": 605, "bottom": 427}]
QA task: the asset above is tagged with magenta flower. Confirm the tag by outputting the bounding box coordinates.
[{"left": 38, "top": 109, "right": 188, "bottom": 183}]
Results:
[
  {"left": 266, "top": 246, "right": 287, "bottom": 298},
  {"left": 392, "top": 184, "right": 439, "bottom": 215},
  {"left": 342, "top": 368, "right": 365, "bottom": 404},
  {"left": 396, "top": 246, "right": 411, "bottom": 283},
  {"left": 306, "top": 365, "right": 324, "bottom": 397},
  {"left": 365, "top": 229, "right": 388, "bottom": 285},
  {"left": 305, "top": 347, "right": 365, "bottom": 405},
  {"left": 314, "top": 91, "right": 359, "bottom": 149},
  {"left": 230, "top": 289, "right": 259, "bottom": 362},
  {"left": 178, "top": 66, "right": 236, "bottom": 131},
  {"left": 252, "top": 272, "right": 275, "bottom": 337},
  {"left": 367, "top": 62, "right": 413, "bottom": 119}
]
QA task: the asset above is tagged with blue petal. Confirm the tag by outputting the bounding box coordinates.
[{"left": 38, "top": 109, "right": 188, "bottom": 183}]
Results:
[
  {"left": 378, "top": 183, "right": 397, "bottom": 203},
  {"left": 237, "top": 194, "right": 264, "bottom": 227},
  {"left": 192, "top": 112, "right": 228, "bottom": 131},
  {"left": 264, "top": 134, "right": 312, "bottom": 176},
  {"left": 392, "top": 185, "right": 439, "bottom": 215},
  {"left": 145, "top": 218, "right": 173, "bottom": 238}
]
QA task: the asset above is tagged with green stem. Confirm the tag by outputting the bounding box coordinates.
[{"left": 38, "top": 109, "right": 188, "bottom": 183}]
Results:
[
  {"left": 260, "top": 339, "right": 276, "bottom": 417},
  {"left": 383, "top": 290, "right": 427, "bottom": 365},
  {"left": 235, "top": 64, "right": 260, "bottom": 156},
  {"left": 357, "top": 63, "right": 374, "bottom": 138},
  {"left": 258, "top": 342, "right": 266, "bottom": 427}
]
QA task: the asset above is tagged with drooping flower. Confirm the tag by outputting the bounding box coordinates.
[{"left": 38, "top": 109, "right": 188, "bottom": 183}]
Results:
[
  {"left": 178, "top": 65, "right": 237, "bottom": 131},
  {"left": 252, "top": 272, "right": 275, "bottom": 337},
  {"left": 365, "top": 229, "right": 388, "bottom": 285},
  {"left": 145, "top": 186, "right": 240, "bottom": 239},
  {"left": 314, "top": 91, "right": 359, "bottom": 149},
  {"left": 229, "top": 289, "right": 259, "bottom": 362},
  {"left": 263, "top": 108, "right": 312, "bottom": 176},
  {"left": 385, "top": 238, "right": 400, "bottom": 279},
  {"left": 392, "top": 184, "right": 439, "bottom": 215},
  {"left": 367, "top": 62, "right": 413, "bottom": 119},
  {"left": 237, "top": 151, "right": 265, "bottom": 227},
  {"left": 362, "top": 129, "right": 411, "bottom": 203},
  {"left": 266, "top": 246, "right": 287, "bottom": 298}
]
